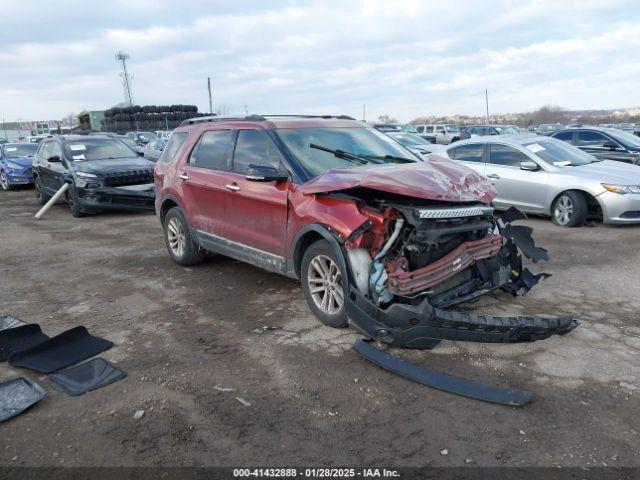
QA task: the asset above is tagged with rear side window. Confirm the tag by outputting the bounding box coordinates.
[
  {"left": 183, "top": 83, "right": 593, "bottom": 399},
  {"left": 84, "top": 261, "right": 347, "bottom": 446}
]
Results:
[
  {"left": 553, "top": 131, "right": 573, "bottom": 142},
  {"left": 449, "top": 143, "right": 484, "bottom": 162},
  {"left": 158, "top": 132, "right": 188, "bottom": 163},
  {"left": 416, "top": 126, "right": 424, "bottom": 133},
  {"left": 40, "top": 142, "right": 53, "bottom": 159},
  {"left": 233, "top": 130, "right": 283, "bottom": 174},
  {"left": 189, "top": 130, "right": 235, "bottom": 170},
  {"left": 489, "top": 144, "right": 530, "bottom": 167},
  {"left": 425, "top": 126, "right": 434, "bottom": 133}
]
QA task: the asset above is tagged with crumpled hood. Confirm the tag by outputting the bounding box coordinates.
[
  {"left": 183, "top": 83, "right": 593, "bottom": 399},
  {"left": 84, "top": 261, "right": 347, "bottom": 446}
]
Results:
[
  {"left": 297, "top": 155, "right": 496, "bottom": 203},
  {"left": 4, "top": 156, "right": 33, "bottom": 168},
  {"left": 72, "top": 157, "right": 154, "bottom": 174}
]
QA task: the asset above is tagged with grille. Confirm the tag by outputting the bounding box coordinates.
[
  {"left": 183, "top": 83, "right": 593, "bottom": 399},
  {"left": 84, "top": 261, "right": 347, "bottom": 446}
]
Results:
[
  {"left": 416, "top": 205, "right": 494, "bottom": 219},
  {"left": 103, "top": 169, "right": 153, "bottom": 187}
]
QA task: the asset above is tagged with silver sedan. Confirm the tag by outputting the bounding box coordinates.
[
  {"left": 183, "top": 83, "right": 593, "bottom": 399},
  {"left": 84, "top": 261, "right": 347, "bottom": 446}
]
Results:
[{"left": 437, "top": 135, "right": 640, "bottom": 227}]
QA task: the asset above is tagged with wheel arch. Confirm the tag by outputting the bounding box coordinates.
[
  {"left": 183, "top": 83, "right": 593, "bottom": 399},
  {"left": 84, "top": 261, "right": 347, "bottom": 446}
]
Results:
[
  {"left": 159, "top": 195, "right": 181, "bottom": 226},
  {"left": 551, "top": 189, "right": 602, "bottom": 220},
  {"left": 289, "top": 224, "right": 350, "bottom": 281}
]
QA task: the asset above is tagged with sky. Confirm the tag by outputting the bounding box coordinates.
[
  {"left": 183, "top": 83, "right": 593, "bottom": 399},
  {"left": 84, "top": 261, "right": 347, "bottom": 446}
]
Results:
[{"left": 0, "top": 0, "right": 639, "bottom": 122}]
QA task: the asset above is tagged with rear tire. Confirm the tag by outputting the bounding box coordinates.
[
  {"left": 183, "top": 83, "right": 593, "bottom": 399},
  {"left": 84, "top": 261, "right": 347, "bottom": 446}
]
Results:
[
  {"left": 163, "top": 207, "right": 205, "bottom": 266},
  {"left": 301, "top": 240, "right": 348, "bottom": 328},
  {"left": 552, "top": 191, "right": 587, "bottom": 228}
]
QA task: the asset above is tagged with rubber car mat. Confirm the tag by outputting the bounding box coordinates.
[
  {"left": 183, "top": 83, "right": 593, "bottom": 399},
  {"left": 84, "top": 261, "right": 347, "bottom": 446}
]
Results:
[
  {"left": 0, "top": 316, "right": 26, "bottom": 332},
  {"left": 0, "top": 377, "right": 46, "bottom": 423},
  {"left": 8, "top": 326, "right": 113, "bottom": 374},
  {"left": 354, "top": 339, "right": 532, "bottom": 406},
  {"left": 49, "top": 358, "right": 126, "bottom": 396},
  {"left": 0, "top": 324, "right": 49, "bottom": 362}
]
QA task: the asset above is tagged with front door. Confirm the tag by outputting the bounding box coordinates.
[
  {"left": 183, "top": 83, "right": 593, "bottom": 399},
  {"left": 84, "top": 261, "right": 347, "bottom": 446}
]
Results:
[
  {"left": 485, "top": 143, "right": 549, "bottom": 212},
  {"left": 222, "top": 128, "right": 289, "bottom": 259}
]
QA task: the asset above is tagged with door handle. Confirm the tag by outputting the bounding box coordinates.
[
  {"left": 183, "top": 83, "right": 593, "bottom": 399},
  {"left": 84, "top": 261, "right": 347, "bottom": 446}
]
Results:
[
  {"left": 225, "top": 184, "right": 240, "bottom": 191},
  {"left": 178, "top": 173, "right": 189, "bottom": 181},
  {"left": 486, "top": 174, "right": 500, "bottom": 179}
]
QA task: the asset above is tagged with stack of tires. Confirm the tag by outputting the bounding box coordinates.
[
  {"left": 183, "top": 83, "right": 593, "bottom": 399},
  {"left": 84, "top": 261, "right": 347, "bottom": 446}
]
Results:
[{"left": 103, "top": 105, "right": 202, "bottom": 133}]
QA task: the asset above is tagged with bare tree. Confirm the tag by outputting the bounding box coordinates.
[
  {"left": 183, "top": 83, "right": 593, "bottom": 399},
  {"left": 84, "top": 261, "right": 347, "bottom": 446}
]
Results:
[{"left": 377, "top": 114, "right": 398, "bottom": 124}]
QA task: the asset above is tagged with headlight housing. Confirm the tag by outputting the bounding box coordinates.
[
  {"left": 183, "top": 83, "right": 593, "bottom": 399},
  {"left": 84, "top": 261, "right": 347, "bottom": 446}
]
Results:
[
  {"left": 602, "top": 183, "right": 640, "bottom": 195},
  {"left": 75, "top": 171, "right": 98, "bottom": 178},
  {"left": 6, "top": 162, "right": 22, "bottom": 169}
]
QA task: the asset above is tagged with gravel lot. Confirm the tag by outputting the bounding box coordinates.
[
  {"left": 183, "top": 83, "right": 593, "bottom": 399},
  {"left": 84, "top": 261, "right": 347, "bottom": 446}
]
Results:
[{"left": 1, "top": 188, "right": 639, "bottom": 468}]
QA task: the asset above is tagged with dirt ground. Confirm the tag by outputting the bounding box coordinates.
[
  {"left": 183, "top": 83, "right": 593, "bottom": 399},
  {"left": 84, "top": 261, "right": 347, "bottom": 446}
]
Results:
[{"left": 1, "top": 188, "right": 639, "bottom": 468}]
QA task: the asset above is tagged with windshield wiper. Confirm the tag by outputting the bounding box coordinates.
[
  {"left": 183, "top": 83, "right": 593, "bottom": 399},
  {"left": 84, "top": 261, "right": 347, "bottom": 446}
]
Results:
[
  {"left": 361, "top": 154, "right": 415, "bottom": 164},
  {"left": 309, "top": 143, "right": 370, "bottom": 165}
]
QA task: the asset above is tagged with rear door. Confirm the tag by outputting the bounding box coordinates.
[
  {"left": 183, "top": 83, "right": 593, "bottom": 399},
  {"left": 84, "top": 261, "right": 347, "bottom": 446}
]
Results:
[
  {"left": 179, "top": 129, "right": 236, "bottom": 237},
  {"left": 222, "top": 128, "right": 289, "bottom": 258},
  {"left": 485, "top": 143, "right": 549, "bottom": 212},
  {"left": 35, "top": 141, "right": 57, "bottom": 193}
]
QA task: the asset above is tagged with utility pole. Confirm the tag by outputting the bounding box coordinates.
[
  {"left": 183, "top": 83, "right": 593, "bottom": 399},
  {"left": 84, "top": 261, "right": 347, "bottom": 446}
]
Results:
[
  {"left": 207, "top": 77, "right": 213, "bottom": 114},
  {"left": 2, "top": 117, "right": 7, "bottom": 140},
  {"left": 485, "top": 89, "right": 489, "bottom": 123},
  {"left": 115, "top": 52, "right": 134, "bottom": 107},
  {"left": 363, "top": 104, "right": 366, "bottom": 122}
]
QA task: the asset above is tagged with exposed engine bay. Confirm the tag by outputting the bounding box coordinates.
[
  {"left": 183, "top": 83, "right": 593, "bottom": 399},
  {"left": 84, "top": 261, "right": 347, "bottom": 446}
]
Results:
[{"left": 338, "top": 188, "right": 528, "bottom": 308}]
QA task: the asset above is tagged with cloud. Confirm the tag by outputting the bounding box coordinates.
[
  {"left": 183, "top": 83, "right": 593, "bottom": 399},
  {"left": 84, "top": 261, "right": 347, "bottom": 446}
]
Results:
[{"left": 0, "top": 0, "right": 638, "bottom": 121}]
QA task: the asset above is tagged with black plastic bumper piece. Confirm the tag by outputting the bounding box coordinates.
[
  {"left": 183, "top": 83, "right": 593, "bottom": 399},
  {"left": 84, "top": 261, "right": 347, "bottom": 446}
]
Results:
[
  {"left": 346, "top": 286, "right": 578, "bottom": 349},
  {"left": 354, "top": 340, "right": 532, "bottom": 406}
]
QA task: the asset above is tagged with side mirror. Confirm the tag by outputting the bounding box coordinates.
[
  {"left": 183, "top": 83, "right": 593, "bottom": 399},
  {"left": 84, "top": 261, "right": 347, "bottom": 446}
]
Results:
[
  {"left": 245, "top": 164, "right": 289, "bottom": 183},
  {"left": 603, "top": 141, "right": 619, "bottom": 150},
  {"left": 520, "top": 161, "right": 539, "bottom": 171},
  {"left": 47, "top": 155, "right": 61, "bottom": 163}
]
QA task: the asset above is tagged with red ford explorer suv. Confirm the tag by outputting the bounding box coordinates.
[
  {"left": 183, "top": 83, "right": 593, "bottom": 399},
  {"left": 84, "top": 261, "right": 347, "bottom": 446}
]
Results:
[{"left": 154, "top": 115, "right": 575, "bottom": 349}]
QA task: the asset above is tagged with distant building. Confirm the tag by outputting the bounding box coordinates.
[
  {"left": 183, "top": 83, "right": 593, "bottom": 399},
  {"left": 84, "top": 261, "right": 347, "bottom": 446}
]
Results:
[{"left": 78, "top": 110, "right": 105, "bottom": 132}]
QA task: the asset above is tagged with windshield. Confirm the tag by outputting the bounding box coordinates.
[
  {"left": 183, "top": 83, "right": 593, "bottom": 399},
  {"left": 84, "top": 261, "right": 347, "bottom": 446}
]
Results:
[
  {"left": 524, "top": 139, "right": 598, "bottom": 166},
  {"left": 63, "top": 139, "right": 137, "bottom": 161},
  {"left": 137, "top": 132, "right": 158, "bottom": 141},
  {"left": 400, "top": 124, "right": 418, "bottom": 133},
  {"left": 3, "top": 144, "right": 38, "bottom": 158},
  {"left": 120, "top": 137, "right": 139, "bottom": 149},
  {"left": 607, "top": 129, "right": 640, "bottom": 148},
  {"left": 390, "top": 133, "right": 427, "bottom": 146},
  {"left": 276, "top": 127, "right": 416, "bottom": 177},
  {"left": 495, "top": 126, "right": 517, "bottom": 134},
  {"left": 445, "top": 124, "right": 460, "bottom": 132}
]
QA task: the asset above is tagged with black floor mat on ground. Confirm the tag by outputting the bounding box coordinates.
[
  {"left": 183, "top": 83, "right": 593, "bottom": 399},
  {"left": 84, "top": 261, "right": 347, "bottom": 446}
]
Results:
[
  {"left": 0, "top": 377, "right": 46, "bottom": 423},
  {"left": 0, "top": 316, "right": 26, "bottom": 332},
  {"left": 0, "top": 324, "right": 49, "bottom": 362},
  {"left": 50, "top": 358, "right": 126, "bottom": 396},
  {"left": 8, "top": 326, "right": 113, "bottom": 374}
]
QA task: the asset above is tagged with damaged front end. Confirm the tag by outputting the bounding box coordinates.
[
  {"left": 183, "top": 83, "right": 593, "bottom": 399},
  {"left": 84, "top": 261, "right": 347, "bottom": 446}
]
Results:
[{"left": 333, "top": 191, "right": 577, "bottom": 350}]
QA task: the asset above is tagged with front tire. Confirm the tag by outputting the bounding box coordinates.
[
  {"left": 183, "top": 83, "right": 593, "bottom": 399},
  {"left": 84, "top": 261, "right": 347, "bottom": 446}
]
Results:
[
  {"left": 66, "top": 184, "right": 86, "bottom": 218},
  {"left": 0, "top": 171, "right": 11, "bottom": 191},
  {"left": 552, "top": 191, "right": 587, "bottom": 228},
  {"left": 163, "top": 207, "right": 205, "bottom": 266},
  {"left": 301, "top": 240, "right": 348, "bottom": 328},
  {"left": 34, "top": 176, "right": 48, "bottom": 205}
]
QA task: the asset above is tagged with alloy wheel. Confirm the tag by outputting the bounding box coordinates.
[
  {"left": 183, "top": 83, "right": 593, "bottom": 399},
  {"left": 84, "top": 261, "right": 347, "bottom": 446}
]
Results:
[
  {"left": 307, "top": 254, "right": 344, "bottom": 315},
  {"left": 167, "top": 217, "right": 186, "bottom": 258},
  {"left": 554, "top": 195, "right": 574, "bottom": 226}
]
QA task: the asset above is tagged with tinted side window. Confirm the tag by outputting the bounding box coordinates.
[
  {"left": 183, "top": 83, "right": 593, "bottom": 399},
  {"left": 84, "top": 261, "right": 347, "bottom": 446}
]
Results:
[
  {"left": 449, "top": 144, "right": 484, "bottom": 162},
  {"left": 159, "top": 132, "right": 188, "bottom": 163},
  {"left": 50, "top": 142, "right": 62, "bottom": 158},
  {"left": 189, "top": 130, "right": 235, "bottom": 170},
  {"left": 436, "top": 126, "right": 445, "bottom": 133},
  {"left": 577, "top": 131, "right": 609, "bottom": 147},
  {"left": 233, "top": 130, "right": 283, "bottom": 174},
  {"left": 416, "top": 126, "right": 424, "bottom": 133},
  {"left": 425, "top": 126, "right": 434, "bottom": 133},
  {"left": 489, "top": 144, "right": 530, "bottom": 166},
  {"left": 553, "top": 131, "right": 573, "bottom": 142},
  {"left": 40, "top": 142, "right": 53, "bottom": 159}
]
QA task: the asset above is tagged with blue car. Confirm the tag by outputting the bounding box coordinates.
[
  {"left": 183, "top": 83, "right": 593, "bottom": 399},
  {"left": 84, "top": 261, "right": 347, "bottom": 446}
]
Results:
[{"left": 0, "top": 143, "right": 39, "bottom": 190}]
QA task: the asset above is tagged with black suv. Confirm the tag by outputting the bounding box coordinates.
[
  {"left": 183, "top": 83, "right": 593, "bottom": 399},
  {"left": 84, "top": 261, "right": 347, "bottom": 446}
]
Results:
[
  {"left": 32, "top": 135, "right": 156, "bottom": 217},
  {"left": 552, "top": 127, "right": 640, "bottom": 165}
]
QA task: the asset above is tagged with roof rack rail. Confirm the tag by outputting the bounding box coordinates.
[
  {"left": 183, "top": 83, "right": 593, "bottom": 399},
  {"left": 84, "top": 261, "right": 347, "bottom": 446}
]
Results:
[
  {"left": 180, "top": 114, "right": 356, "bottom": 127},
  {"left": 260, "top": 115, "right": 356, "bottom": 120}
]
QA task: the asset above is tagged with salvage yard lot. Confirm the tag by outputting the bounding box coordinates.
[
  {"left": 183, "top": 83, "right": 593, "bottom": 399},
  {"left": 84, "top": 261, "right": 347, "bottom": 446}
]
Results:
[{"left": 1, "top": 189, "right": 639, "bottom": 467}]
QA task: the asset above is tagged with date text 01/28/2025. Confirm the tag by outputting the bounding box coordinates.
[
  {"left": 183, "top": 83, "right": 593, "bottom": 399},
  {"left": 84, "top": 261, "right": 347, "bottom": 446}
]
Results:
[{"left": 232, "top": 468, "right": 400, "bottom": 478}]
